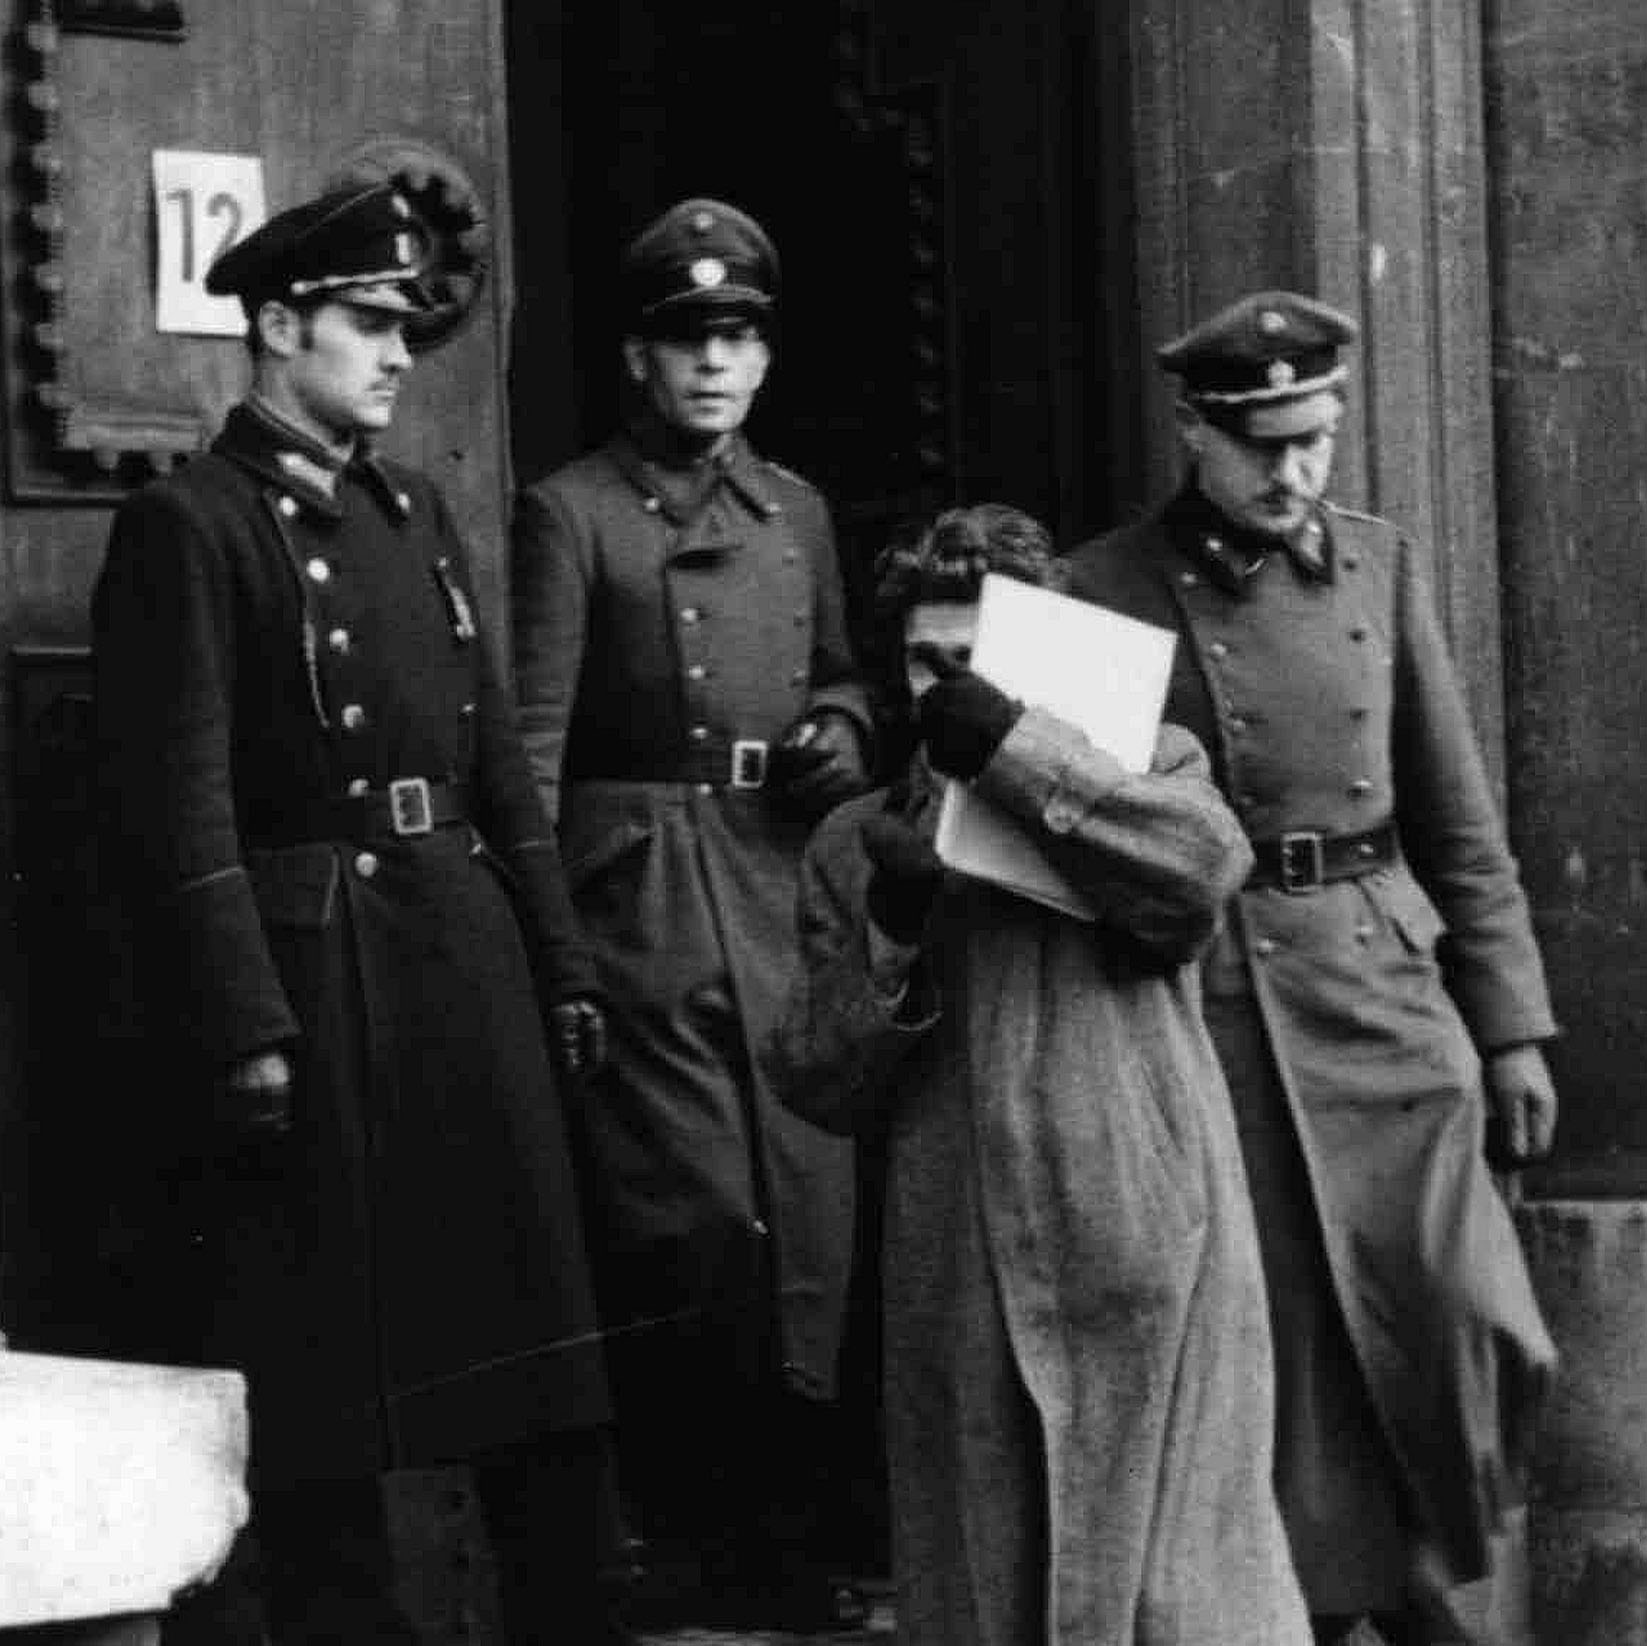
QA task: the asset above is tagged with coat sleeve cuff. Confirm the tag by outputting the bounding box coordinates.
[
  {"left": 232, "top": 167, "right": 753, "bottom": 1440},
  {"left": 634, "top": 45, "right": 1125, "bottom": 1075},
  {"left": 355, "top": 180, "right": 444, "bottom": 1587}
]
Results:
[
  {"left": 503, "top": 840, "right": 602, "bottom": 1004},
  {"left": 807, "top": 682, "right": 874, "bottom": 738},
  {"left": 971, "top": 706, "right": 1129, "bottom": 831},
  {"left": 172, "top": 867, "right": 301, "bottom": 1066}
]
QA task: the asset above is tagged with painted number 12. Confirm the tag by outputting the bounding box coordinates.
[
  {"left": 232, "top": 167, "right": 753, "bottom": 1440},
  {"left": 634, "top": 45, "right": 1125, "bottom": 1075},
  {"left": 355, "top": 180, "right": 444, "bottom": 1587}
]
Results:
[{"left": 164, "top": 187, "right": 243, "bottom": 285}]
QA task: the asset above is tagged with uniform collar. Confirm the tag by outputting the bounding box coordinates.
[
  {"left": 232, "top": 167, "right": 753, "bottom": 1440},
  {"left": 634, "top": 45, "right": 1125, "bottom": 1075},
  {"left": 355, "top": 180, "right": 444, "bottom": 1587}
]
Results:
[
  {"left": 1163, "top": 484, "right": 1333, "bottom": 595},
  {"left": 614, "top": 421, "right": 781, "bottom": 527},
  {"left": 216, "top": 397, "right": 411, "bottom": 523}
]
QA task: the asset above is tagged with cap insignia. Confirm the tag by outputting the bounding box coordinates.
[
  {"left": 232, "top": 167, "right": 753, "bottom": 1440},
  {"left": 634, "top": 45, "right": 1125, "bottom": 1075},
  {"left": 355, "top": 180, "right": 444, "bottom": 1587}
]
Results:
[
  {"left": 390, "top": 193, "right": 411, "bottom": 219},
  {"left": 690, "top": 210, "right": 715, "bottom": 234},
  {"left": 394, "top": 232, "right": 415, "bottom": 266},
  {"left": 1259, "top": 308, "right": 1288, "bottom": 336},
  {"left": 1267, "top": 358, "right": 1297, "bottom": 389},
  {"left": 689, "top": 257, "right": 727, "bottom": 290}
]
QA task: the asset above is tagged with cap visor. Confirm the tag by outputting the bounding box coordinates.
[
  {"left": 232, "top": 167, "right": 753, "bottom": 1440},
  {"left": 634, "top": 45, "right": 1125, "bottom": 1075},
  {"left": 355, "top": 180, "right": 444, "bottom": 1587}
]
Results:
[
  {"left": 646, "top": 285, "right": 773, "bottom": 316},
  {"left": 334, "top": 280, "right": 432, "bottom": 315},
  {"left": 1195, "top": 385, "right": 1344, "bottom": 442}
]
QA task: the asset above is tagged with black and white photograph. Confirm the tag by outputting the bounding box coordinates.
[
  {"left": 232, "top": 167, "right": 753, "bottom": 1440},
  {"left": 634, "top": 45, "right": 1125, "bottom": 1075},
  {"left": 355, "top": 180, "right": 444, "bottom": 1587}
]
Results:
[{"left": 0, "top": 4, "right": 1629, "bottom": 1645}]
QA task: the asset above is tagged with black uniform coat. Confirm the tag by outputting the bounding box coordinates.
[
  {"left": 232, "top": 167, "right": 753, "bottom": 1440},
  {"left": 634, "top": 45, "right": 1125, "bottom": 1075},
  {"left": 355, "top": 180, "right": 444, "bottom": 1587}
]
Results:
[
  {"left": 93, "top": 399, "right": 610, "bottom": 1484},
  {"left": 512, "top": 426, "right": 871, "bottom": 1398},
  {"left": 1066, "top": 489, "right": 1558, "bottom": 1592}
]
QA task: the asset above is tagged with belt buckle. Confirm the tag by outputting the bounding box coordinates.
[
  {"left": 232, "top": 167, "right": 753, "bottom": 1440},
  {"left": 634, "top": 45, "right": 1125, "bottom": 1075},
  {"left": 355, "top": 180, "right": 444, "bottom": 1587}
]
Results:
[
  {"left": 730, "top": 739, "right": 769, "bottom": 790},
  {"left": 388, "top": 776, "right": 433, "bottom": 837},
  {"left": 1278, "top": 829, "right": 1324, "bottom": 894}
]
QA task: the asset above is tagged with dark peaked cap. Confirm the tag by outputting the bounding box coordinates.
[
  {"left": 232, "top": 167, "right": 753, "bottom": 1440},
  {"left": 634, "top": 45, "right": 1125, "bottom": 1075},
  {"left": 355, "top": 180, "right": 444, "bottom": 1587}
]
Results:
[
  {"left": 621, "top": 197, "right": 779, "bottom": 327},
  {"left": 205, "top": 182, "right": 434, "bottom": 314},
  {"left": 1158, "top": 290, "right": 1359, "bottom": 407}
]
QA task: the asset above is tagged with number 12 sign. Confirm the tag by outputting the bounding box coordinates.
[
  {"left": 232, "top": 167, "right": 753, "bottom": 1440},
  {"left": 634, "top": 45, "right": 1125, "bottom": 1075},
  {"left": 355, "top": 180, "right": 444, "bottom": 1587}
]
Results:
[{"left": 152, "top": 150, "right": 267, "bottom": 336}]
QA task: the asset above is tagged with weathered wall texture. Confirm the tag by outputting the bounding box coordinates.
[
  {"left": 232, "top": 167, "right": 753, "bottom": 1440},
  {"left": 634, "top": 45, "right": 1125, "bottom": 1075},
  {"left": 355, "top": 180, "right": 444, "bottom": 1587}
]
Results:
[
  {"left": 1485, "top": 0, "right": 1647, "bottom": 1193},
  {"left": 1486, "top": 3, "right": 1647, "bottom": 1636}
]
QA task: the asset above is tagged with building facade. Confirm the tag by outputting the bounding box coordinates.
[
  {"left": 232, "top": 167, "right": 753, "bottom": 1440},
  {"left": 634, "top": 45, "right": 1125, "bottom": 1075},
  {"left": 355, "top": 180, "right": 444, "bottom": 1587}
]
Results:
[{"left": 0, "top": 2, "right": 1640, "bottom": 1640}]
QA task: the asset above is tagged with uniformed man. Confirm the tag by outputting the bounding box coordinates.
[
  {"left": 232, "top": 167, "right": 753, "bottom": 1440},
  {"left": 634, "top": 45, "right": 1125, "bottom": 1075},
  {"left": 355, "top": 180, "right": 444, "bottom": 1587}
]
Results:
[
  {"left": 92, "top": 182, "right": 630, "bottom": 1644},
  {"left": 511, "top": 197, "right": 874, "bottom": 1631},
  {"left": 1065, "top": 291, "right": 1559, "bottom": 1646}
]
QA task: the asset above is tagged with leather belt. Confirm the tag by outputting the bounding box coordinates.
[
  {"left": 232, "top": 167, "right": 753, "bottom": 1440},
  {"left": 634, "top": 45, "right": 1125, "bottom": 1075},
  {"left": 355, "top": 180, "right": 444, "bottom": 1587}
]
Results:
[
  {"left": 246, "top": 777, "right": 469, "bottom": 847},
  {"left": 567, "top": 737, "right": 770, "bottom": 791},
  {"left": 1246, "top": 821, "right": 1396, "bottom": 893}
]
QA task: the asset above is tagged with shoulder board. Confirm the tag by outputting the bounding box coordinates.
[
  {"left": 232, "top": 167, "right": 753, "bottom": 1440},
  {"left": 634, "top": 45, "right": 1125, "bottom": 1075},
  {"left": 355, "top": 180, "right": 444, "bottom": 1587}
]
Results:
[
  {"left": 1323, "top": 501, "right": 1392, "bottom": 527},
  {"left": 760, "top": 458, "right": 820, "bottom": 495}
]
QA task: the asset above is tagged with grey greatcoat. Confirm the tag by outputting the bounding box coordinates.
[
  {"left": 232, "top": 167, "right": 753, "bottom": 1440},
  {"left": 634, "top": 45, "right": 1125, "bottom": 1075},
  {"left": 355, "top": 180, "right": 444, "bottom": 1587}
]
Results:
[
  {"left": 773, "top": 710, "right": 1310, "bottom": 1646},
  {"left": 512, "top": 428, "right": 872, "bottom": 1394},
  {"left": 1066, "top": 489, "right": 1558, "bottom": 1602},
  {"left": 92, "top": 400, "right": 610, "bottom": 1484}
]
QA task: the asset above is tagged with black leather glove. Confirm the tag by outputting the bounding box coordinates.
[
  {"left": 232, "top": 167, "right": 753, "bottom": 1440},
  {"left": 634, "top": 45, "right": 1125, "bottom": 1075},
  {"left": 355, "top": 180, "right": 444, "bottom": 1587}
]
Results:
[
  {"left": 861, "top": 811, "right": 944, "bottom": 944},
  {"left": 768, "top": 710, "right": 871, "bottom": 819},
  {"left": 548, "top": 996, "right": 608, "bottom": 1081},
  {"left": 911, "top": 644, "right": 1024, "bottom": 780}
]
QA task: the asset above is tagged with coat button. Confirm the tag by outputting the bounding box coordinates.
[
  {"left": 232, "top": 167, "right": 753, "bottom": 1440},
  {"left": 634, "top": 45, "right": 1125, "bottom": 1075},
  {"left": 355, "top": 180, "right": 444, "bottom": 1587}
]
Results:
[
  {"left": 696, "top": 783, "right": 714, "bottom": 796},
  {"left": 644, "top": 496, "right": 662, "bottom": 514},
  {"left": 1350, "top": 706, "right": 1369, "bottom": 721},
  {"left": 462, "top": 701, "right": 476, "bottom": 717},
  {"left": 328, "top": 627, "right": 350, "bottom": 654},
  {"left": 341, "top": 703, "right": 367, "bottom": 731},
  {"left": 1180, "top": 570, "right": 1199, "bottom": 587},
  {"left": 347, "top": 777, "right": 370, "bottom": 797},
  {"left": 1253, "top": 937, "right": 1277, "bottom": 958},
  {"left": 1355, "top": 923, "right": 1375, "bottom": 944},
  {"left": 354, "top": 851, "right": 379, "bottom": 878},
  {"left": 687, "top": 664, "right": 708, "bottom": 681},
  {"left": 1229, "top": 716, "right": 1248, "bottom": 735},
  {"left": 395, "top": 491, "right": 412, "bottom": 514},
  {"left": 1206, "top": 535, "right": 1224, "bottom": 554},
  {"left": 793, "top": 611, "right": 806, "bottom": 626},
  {"left": 680, "top": 606, "right": 701, "bottom": 625},
  {"left": 306, "top": 557, "right": 331, "bottom": 584},
  {"left": 1208, "top": 640, "right": 1228, "bottom": 660},
  {"left": 1043, "top": 797, "right": 1081, "bottom": 835},
  {"left": 1349, "top": 625, "right": 1368, "bottom": 642},
  {"left": 689, "top": 725, "right": 709, "bottom": 742},
  {"left": 277, "top": 495, "right": 299, "bottom": 518},
  {"left": 791, "top": 668, "right": 807, "bottom": 685},
  {"left": 1342, "top": 554, "right": 1360, "bottom": 571},
  {"left": 1348, "top": 777, "right": 1373, "bottom": 798}
]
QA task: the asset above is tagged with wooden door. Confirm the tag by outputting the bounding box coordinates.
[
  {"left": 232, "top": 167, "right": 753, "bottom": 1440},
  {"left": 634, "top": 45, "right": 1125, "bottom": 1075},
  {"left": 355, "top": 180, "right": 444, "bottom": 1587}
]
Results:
[{"left": 505, "top": 0, "right": 1135, "bottom": 625}]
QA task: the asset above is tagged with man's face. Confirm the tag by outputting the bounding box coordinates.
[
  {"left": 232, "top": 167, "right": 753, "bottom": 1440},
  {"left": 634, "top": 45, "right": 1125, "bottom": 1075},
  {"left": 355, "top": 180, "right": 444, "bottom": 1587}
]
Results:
[
  {"left": 264, "top": 298, "right": 413, "bottom": 444},
  {"left": 1182, "top": 389, "right": 1342, "bottom": 538},
  {"left": 904, "top": 600, "right": 979, "bottom": 701},
  {"left": 625, "top": 315, "right": 771, "bottom": 448}
]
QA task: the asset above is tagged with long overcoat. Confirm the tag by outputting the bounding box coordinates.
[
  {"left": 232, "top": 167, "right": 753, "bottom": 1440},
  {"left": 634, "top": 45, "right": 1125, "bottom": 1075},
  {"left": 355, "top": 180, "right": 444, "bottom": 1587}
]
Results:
[
  {"left": 92, "top": 399, "right": 610, "bottom": 1484},
  {"left": 512, "top": 428, "right": 871, "bottom": 1395},
  {"left": 1065, "top": 489, "right": 1559, "bottom": 1591},
  {"left": 772, "top": 711, "right": 1309, "bottom": 1646}
]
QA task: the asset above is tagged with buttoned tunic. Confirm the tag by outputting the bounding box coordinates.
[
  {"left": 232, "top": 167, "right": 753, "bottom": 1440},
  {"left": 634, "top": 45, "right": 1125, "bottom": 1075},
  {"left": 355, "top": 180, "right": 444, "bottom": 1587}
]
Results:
[
  {"left": 512, "top": 428, "right": 871, "bottom": 1395},
  {"left": 93, "top": 399, "right": 609, "bottom": 1483},
  {"left": 1066, "top": 489, "right": 1558, "bottom": 1600},
  {"left": 773, "top": 715, "right": 1308, "bottom": 1646}
]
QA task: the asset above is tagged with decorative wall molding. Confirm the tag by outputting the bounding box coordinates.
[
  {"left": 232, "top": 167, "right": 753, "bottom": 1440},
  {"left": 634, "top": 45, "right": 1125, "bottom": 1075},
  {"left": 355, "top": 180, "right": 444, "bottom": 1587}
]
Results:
[
  {"left": 59, "top": 0, "right": 185, "bottom": 42},
  {"left": 7, "top": 0, "right": 205, "bottom": 502},
  {"left": 830, "top": 0, "right": 957, "bottom": 515}
]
